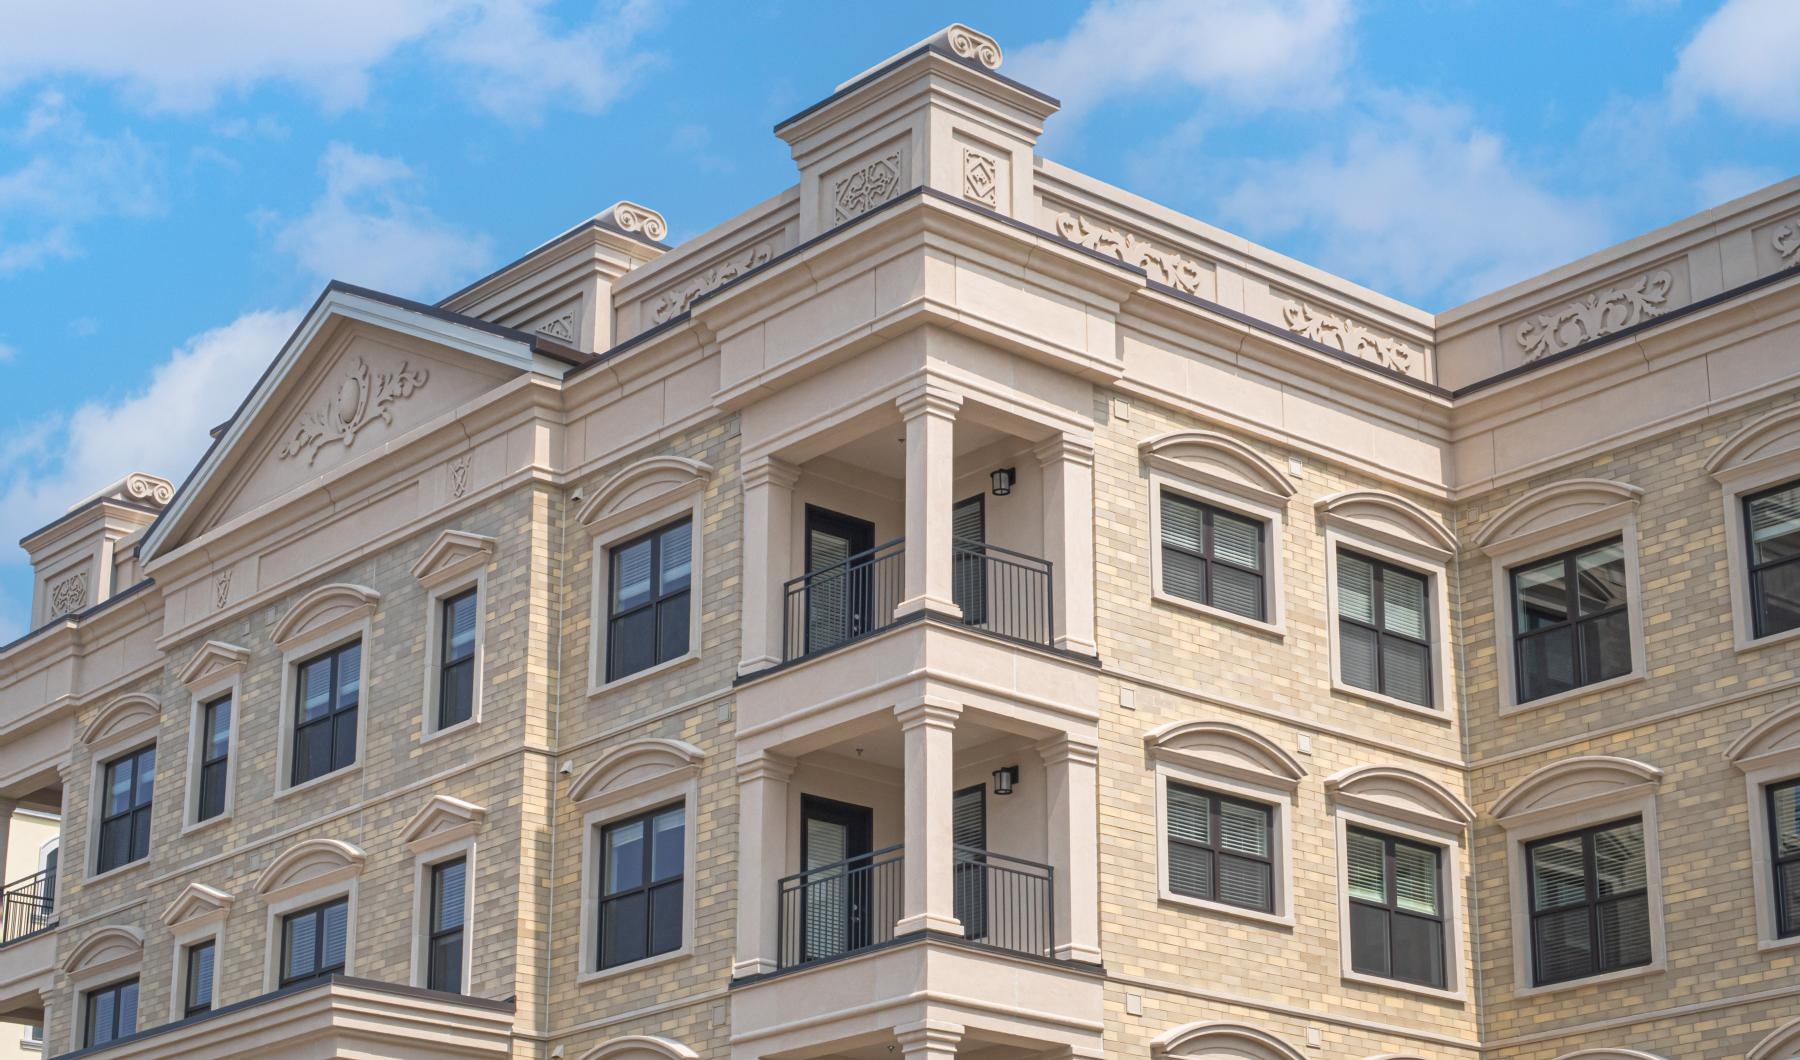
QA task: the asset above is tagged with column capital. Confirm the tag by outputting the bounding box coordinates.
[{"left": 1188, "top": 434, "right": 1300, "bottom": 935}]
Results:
[
  {"left": 740, "top": 454, "right": 801, "bottom": 491},
  {"left": 895, "top": 381, "right": 963, "bottom": 421},
  {"left": 1036, "top": 732, "right": 1101, "bottom": 768},
  {"left": 895, "top": 1018, "right": 965, "bottom": 1056},
  {"left": 894, "top": 695, "right": 962, "bottom": 731},
  {"left": 735, "top": 750, "right": 797, "bottom": 784},
  {"left": 1032, "top": 432, "right": 1096, "bottom": 469}
]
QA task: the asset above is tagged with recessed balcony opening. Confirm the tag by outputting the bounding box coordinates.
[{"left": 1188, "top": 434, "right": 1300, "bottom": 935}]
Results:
[{"left": 0, "top": 780, "right": 60, "bottom": 950}]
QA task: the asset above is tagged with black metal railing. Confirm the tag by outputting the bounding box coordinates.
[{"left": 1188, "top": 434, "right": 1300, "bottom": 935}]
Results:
[
  {"left": 952, "top": 539, "right": 1053, "bottom": 648},
  {"left": 954, "top": 846, "right": 1054, "bottom": 958},
  {"left": 0, "top": 869, "right": 55, "bottom": 946},
  {"left": 782, "top": 538, "right": 906, "bottom": 661},
  {"left": 777, "top": 845, "right": 904, "bottom": 969}
]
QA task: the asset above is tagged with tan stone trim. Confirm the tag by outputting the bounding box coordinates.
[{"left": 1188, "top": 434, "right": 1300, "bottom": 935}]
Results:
[
  {"left": 408, "top": 528, "right": 496, "bottom": 589},
  {"left": 1750, "top": 1017, "right": 1800, "bottom": 1060},
  {"left": 159, "top": 882, "right": 233, "bottom": 929},
  {"left": 79, "top": 691, "right": 159, "bottom": 749},
  {"left": 269, "top": 583, "right": 381, "bottom": 652},
  {"left": 1481, "top": 979, "right": 1800, "bottom": 1047},
  {"left": 1325, "top": 765, "right": 1472, "bottom": 832},
  {"left": 399, "top": 794, "right": 488, "bottom": 854},
  {"left": 1107, "top": 970, "right": 1479, "bottom": 1050},
  {"left": 1150, "top": 1022, "right": 1305, "bottom": 1060},
  {"left": 528, "top": 986, "right": 727, "bottom": 1042},
  {"left": 174, "top": 640, "right": 250, "bottom": 690},
  {"left": 254, "top": 837, "right": 366, "bottom": 899},
  {"left": 576, "top": 1036, "right": 700, "bottom": 1060}
]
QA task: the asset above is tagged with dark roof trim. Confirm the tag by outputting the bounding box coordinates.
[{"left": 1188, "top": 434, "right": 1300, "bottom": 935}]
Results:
[
  {"left": 0, "top": 577, "right": 154, "bottom": 657},
  {"left": 328, "top": 279, "right": 542, "bottom": 347},
  {"left": 19, "top": 495, "right": 162, "bottom": 550},
  {"left": 1453, "top": 262, "right": 1800, "bottom": 397},
  {"left": 436, "top": 214, "right": 673, "bottom": 309},
  {"left": 773, "top": 43, "right": 1059, "bottom": 135},
  {"left": 53, "top": 973, "right": 514, "bottom": 1058}
]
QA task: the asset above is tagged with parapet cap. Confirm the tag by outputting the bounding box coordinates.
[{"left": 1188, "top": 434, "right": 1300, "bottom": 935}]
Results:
[{"left": 835, "top": 23, "right": 1004, "bottom": 90}]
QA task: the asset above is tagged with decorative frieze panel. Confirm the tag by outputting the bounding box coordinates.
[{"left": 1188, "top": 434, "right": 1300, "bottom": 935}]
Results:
[
  {"left": 1052, "top": 211, "right": 1209, "bottom": 295},
  {"left": 1774, "top": 219, "right": 1800, "bottom": 265},
  {"left": 1281, "top": 299, "right": 1424, "bottom": 378},
  {"left": 278, "top": 356, "right": 429, "bottom": 464},
  {"left": 536, "top": 311, "right": 576, "bottom": 344},
  {"left": 833, "top": 149, "right": 905, "bottom": 223},
  {"left": 962, "top": 147, "right": 998, "bottom": 208},
  {"left": 449, "top": 454, "right": 472, "bottom": 498},
  {"left": 1511, "top": 267, "right": 1679, "bottom": 363},
  {"left": 650, "top": 241, "right": 777, "bottom": 323},
  {"left": 48, "top": 571, "right": 89, "bottom": 617},
  {"left": 213, "top": 570, "right": 232, "bottom": 610}
]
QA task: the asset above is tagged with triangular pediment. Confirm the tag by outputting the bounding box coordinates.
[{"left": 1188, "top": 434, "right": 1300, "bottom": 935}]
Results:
[
  {"left": 160, "top": 882, "right": 235, "bottom": 928},
  {"left": 411, "top": 530, "right": 497, "bottom": 588},
  {"left": 400, "top": 794, "right": 489, "bottom": 852},
  {"left": 141, "top": 285, "right": 570, "bottom": 564},
  {"left": 177, "top": 640, "right": 252, "bottom": 690}
]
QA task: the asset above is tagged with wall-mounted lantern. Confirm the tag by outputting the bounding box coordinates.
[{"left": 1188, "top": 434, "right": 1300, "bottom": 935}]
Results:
[
  {"left": 992, "top": 765, "right": 1019, "bottom": 796},
  {"left": 990, "top": 467, "right": 1016, "bottom": 496}
]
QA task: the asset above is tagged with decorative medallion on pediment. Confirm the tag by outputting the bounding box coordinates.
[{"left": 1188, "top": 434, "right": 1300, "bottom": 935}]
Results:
[
  {"left": 650, "top": 240, "right": 777, "bottom": 324},
  {"left": 1511, "top": 266, "right": 1681, "bottom": 363},
  {"left": 48, "top": 571, "right": 89, "bottom": 617},
  {"left": 834, "top": 149, "right": 906, "bottom": 223},
  {"left": 1280, "top": 298, "right": 1424, "bottom": 378},
  {"left": 1052, "top": 211, "right": 1209, "bottom": 295},
  {"left": 278, "top": 356, "right": 429, "bottom": 465}
]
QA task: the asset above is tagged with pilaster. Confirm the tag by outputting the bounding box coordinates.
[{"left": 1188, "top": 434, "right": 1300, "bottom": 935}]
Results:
[{"left": 894, "top": 695, "right": 963, "bottom": 937}]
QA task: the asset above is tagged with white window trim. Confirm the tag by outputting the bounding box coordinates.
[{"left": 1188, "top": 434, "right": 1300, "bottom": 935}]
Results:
[
  {"left": 410, "top": 839, "right": 477, "bottom": 992},
  {"left": 1322, "top": 528, "right": 1455, "bottom": 721},
  {"left": 1725, "top": 703, "right": 1800, "bottom": 950},
  {"left": 1330, "top": 807, "right": 1469, "bottom": 1001},
  {"left": 159, "top": 882, "right": 233, "bottom": 1022},
  {"left": 62, "top": 926, "right": 144, "bottom": 1054},
  {"left": 1494, "top": 757, "right": 1668, "bottom": 997},
  {"left": 571, "top": 740, "right": 704, "bottom": 982},
  {"left": 589, "top": 505, "right": 705, "bottom": 694},
  {"left": 1476, "top": 481, "right": 1648, "bottom": 716},
  {"left": 1708, "top": 412, "right": 1800, "bottom": 652},
  {"left": 275, "top": 624, "right": 372, "bottom": 799},
  {"left": 179, "top": 669, "right": 242, "bottom": 835},
  {"left": 419, "top": 572, "right": 487, "bottom": 743},
  {"left": 1148, "top": 471, "right": 1288, "bottom": 637},
  {"left": 259, "top": 859, "right": 363, "bottom": 993},
  {"left": 84, "top": 738, "right": 157, "bottom": 884}
]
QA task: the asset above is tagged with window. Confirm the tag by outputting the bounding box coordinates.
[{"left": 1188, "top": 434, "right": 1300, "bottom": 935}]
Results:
[
  {"left": 1747, "top": 481, "right": 1800, "bottom": 640},
  {"left": 1165, "top": 782, "right": 1274, "bottom": 913},
  {"left": 280, "top": 898, "right": 349, "bottom": 985},
  {"left": 596, "top": 804, "right": 685, "bottom": 970},
  {"left": 97, "top": 746, "right": 155, "bottom": 874},
  {"left": 82, "top": 979, "right": 138, "bottom": 1047},
  {"left": 1337, "top": 552, "right": 1432, "bottom": 707},
  {"left": 1160, "top": 492, "right": 1266, "bottom": 621},
  {"left": 437, "top": 590, "right": 477, "bottom": 730},
  {"left": 1346, "top": 828, "right": 1446, "bottom": 988},
  {"left": 1525, "top": 818, "right": 1652, "bottom": 986},
  {"left": 1770, "top": 778, "right": 1800, "bottom": 939},
  {"left": 605, "top": 520, "right": 692, "bottom": 682},
  {"left": 427, "top": 858, "right": 466, "bottom": 993},
  {"left": 196, "top": 695, "right": 231, "bottom": 822},
  {"left": 183, "top": 940, "right": 215, "bottom": 1017},
  {"left": 292, "top": 642, "right": 360, "bottom": 786},
  {"left": 1510, "top": 539, "right": 1631, "bottom": 704}
]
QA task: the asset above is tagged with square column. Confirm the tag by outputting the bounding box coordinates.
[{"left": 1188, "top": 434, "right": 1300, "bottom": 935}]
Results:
[
  {"left": 896, "top": 1018, "right": 964, "bottom": 1058},
  {"left": 738, "top": 456, "right": 801, "bottom": 673},
  {"left": 733, "top": 751, "right": 795, "bottom": 977},
  {"left": 895, "top": 696, "right": 963, "bottom": 936},
  {"left": 895, "top": 385, "right": 963, "bottom": 620},
  {"left": 1034, "top": 434, "right": 1097, "bottom": 655},
  {"left": 1038, "top": 734, "right": 1101, "bottom": 964},
  {"left": 0, "top": 799, "right": 17, "bottom": 887}
]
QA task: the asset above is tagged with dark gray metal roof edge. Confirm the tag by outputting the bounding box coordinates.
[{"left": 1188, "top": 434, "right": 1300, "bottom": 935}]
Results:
[{"left": 0, "top": 578, "right": 155, "bottom": 657}]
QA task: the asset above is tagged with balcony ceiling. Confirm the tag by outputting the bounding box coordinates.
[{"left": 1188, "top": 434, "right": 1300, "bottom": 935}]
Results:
[{"left": 828, "top": 419, "right": 1011, "bottom": 479}]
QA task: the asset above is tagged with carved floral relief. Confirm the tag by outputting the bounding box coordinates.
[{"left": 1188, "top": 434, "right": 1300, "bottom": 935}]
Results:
[
  {"left": 1774, "top": 220, "right": 1800, "bottom": 265},
  {"left": 449, "top": 454, "right": 472, "bottom": 498},
  {"left": 48, "top": 572, "right": 89, "bottom": 617},
  {"left": 834, "top": 151, "right": 905, "bottom": 223},
  {"left": 537, "top": 312, "right": 576, "bottom": 343},
  {"left": 1053, "top": 211, "right": 1208, "bottom": 295},
  {"left": 962, "top": 148, "right": 998, "bottom": 208},
  {"left": 650, "top": 241, "right": 776, "bottom": 323},
  {"left": 278, "top": 356, "right": 429, "bottom": 465},
  {"left": 214, "top": 571, "right": 232, "bottom": 610},
  {"left": 1281, "top": 300, "right": 1422, "bottom": 376},
  {"left": 1513, "top": 269, "right": 1675, "bottom": 362}
]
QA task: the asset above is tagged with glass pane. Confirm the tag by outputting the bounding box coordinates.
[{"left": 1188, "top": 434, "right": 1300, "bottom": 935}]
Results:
[
  {"left": 651, "top": 808, "right": 685, "bottom": 882},
  {"left": 1575, "top": 542, "right": 1627, "bottom": 614},
  {"left": 1580, "top": 610, "right": 1633, "bottom": 683},
  {"left": 1166, "top": 785, "right": 1210, "bottom": 845},
  {"left": 605, "top": 820, "right": 646, "bottom": 893},
  {"left": 1530, "top": 834, "right": 1588, "bottom": 911},
  {"left": 1391, "top": 913, "right": 1446, "bottom": 987},
  {"left": 206, "top": 699, "right": 231, "bottom": 759},
  {"left": 1349, "top": 902, "right": 1390, "bottom": 977},
  {"left": 1160, "top": 494, "right": 1204, "bottom": 552},
  {"left": 1216, "top": 853, "right": 1273, "bottom": 910},
  {"left": 1345, "top": 829, "right": 1387, "bottom": 904},
  {"left": 1533, "top": 906, "right": 1594, "bottom": 984},
  {"left": 134, "top": 748, "right": 154, "bottom": 804},
  {"left": 1340, "top": 622, "right": 1380, "bottom": 692},
  {"left": 1393, "top": 841, "right": 1441, "bottom": 915},
  {"left": 117, "top": 982, "right": 137, "bottom": 1037},
  {"left": 1597, "top": 893, "right": 1652, "bottom": 970},
  {"left": 331, "top": 708, "right": 358, "bottom": 770},
  {"left": 446, "top": 592, "right": 477, "bottom": 662},
  {"left": 657, "top": 592, "right": 691, "bottom": 663},
  {"left": 1162, "top": 547, "right": 1205, "bottom": 604},
  {"left": 1518, "top": 628, "right": 1577, "bottom": 702},
  {"left": 1217, "top": 799, "right": 1270, "bottom": 858},
  {"left": 600, "top": 892, "right": 649, "bottom": 968},
  {"left": 430, "top": 933, "right": 463, "bottom": 993},
  {"left": 659, "top": 522, "right": 692, "bottom": 592},
  {"left": 296, "top": 722, "right": 332, "bottom": 784},
  {"left": 1382, "top": 566, "right": 1429, "bottom": 639},
  {"left": 90, "top": 990, "right": 115, "bottom": 1045},
  {"left": 1778, "top": 859, "right": 1800, "bottom": 936},
  {"left": 1167, "top": 843, "right": 1213, "bottom": 899},
  {"left": 1383, "top": 637, "right": 1432, "bottom": 706},
  {"left": 609, "top": 609, "right": 656, "bottom": 679},
  {"left": 1514, "top": 557, "right": 1569, "bottom": 633},
  {"left": 199, "top": 761, "right": 227, "bottom": 820},
  {"left": 334, "top": 643, "right": 360, "bottom": 706},
  {"left": 433, "top": 860, "right": 467, "bottom": 931},
  {"left": 1773, "top": 781, "right": 1800, "bottom": 859},
  {"left": 106, "top": 758, "right": 134, "bottom": 815},
  {"left": 1750, "top": 483, "right": 1800, "bottom": 564},
  {"left": 1337, "top": 554, "right": 1375, "bottom": 623},
  {"left": 1210, "top": 565, "right": 1263, "bottom": 620},
  {"left": 322, "top": 901, "right": 348, "bottom": 970},
  {"left": 650, "top": 879, "right": 684, "bottom": 955},
  {"left": 612, "top": 538, "right": 653, "bottom": 611},
  {"left": 805, "top": 817, "right": 847, "bottom": 870},
  {"left": 1754, "top": 561, "right": 1800, "bottom": 638},
  {"left": 286, "top": 912, "right": 317, "bottom": 979},
  {"left": 130, "top": 808, "right": 152, "bottom": 861},
  {"left": 100, "top": 819, "right": 129, "bottom": 873},
  {"left": 299, "top": 657, "right": 333, "bottom": 722},
  {"left": 440, "top": 660, "right": 473, "bottom": 728},
  {"left": 188, "top": 942, "right": 214, "bottom": 1010},
  {"left": 1593, "top": 820, "right": 1646, "bottom": 896},
  {"left": 1210, "top": 510, "right": 1262, "bottom": 570}
]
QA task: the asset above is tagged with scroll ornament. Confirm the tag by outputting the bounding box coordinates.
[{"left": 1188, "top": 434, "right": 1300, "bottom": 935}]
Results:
[
  {"left": 278, "top": 357, "right": 428, "bottom": 464},
  {"left": 1053, "top": 212, "right": 1207, "bottom": 295},
  {"left": 1514, "top": 269, "right": 1674, "bottom": 362}
]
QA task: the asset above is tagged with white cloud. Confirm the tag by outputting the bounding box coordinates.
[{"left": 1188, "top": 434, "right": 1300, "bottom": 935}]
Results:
[
  {"left": 271, "top": 143, "right": 492, "bottom": 299},
  {"left": 1670, "top": 0, "right": 1800, "bottom": 124},
  {"left": 0, "top": 309, "right": 302, "bottom": 635},
  {"left": 0, "top": 0, "right": 661, "bottom": 118},
  {"left": 0, "top": 92, "right": 163, "bottom": 274},
  {"left": 0, "top": 341, "right": 15, "bottom": 364},
  {"left": 1693, "top": 163, "right": 1783, "bottom": 209},
  {"left": 1216, "top": 97, "right": 1612, "bottom": 308},
  {"left": 1009, "top": 0, "right": 1353, "bottom": 125}
]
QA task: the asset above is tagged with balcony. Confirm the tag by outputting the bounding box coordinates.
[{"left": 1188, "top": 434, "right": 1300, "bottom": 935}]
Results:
[
  {"left": 0, "top": 869, "right": 54, "bottom": 946},
  {"left": 781, "top": 538, "right": 1054, "bottom": 662}
]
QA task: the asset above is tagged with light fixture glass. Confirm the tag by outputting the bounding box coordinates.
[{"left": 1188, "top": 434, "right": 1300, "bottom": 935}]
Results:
[
  {"left": 990, "top": 467, "right": 1016, "bottom": 496},
  {"left": 992, "top": 765, "right": 1019, "bottom": 796}
]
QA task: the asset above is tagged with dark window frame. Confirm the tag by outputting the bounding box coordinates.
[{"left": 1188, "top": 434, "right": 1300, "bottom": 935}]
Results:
[
  {"left": 183, "top": 939, "right": 215, "bottom": 1018},
  {"left": 280, "top": 897, "right": 350, "bottom": 986},
  {"left": 1768, "top": 777, "right": 1800, "bottom": 939},
  {"left": 290, "top": 640, "right": 360, "bottom": 787},
  {"left": 437, "top": 588, "right": 478, "bottom": 731},
  {"left": 427, "top": 856, "right": 467, "bottom": 993},
  {"left": 196, "top": 693, "right": 232, "bottom": 823},
  {"left": 1336, "top": 550, "right": 1435, "bottom": 707},
  {"left": 81, "top": 977, "right": 138, "bottom": 1048},
  {"left": 605, "top": 518, "right": 693, "bottom": 683},
  {"left": 96, "top": 745, "right": 155, "bottom": 875},
  {"left": 1509, "top": 537, "right": 1630, "bottom": 704},
  {"left": 1345, "top": 826, "right": 1448, "bottom": 989},
  {"left": 1159, "top": 491, "right": 1268, "bottom": 622},
  {"left": 1165, "top": 781, "right": 1276, "bottom": 914},
  {"left": 595, "top": 802, "right": 686, "bottom": 971},
  {"left": 1524, "top": 816, "right": 1652, "bottom": 986},
  {"left": 1746, "top": 480, "right": 1800, "bottom": 640}
]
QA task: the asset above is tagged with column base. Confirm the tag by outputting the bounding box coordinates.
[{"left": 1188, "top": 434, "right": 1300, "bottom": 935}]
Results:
[
  {"left": 1052, "top": 635, "right": 1098, "bottom": 656},
  {"left": 895, "top": 595, "right": 963, "bottom": 620},
  {"left": 736, "top": 655, "right": 780, "bottom": 677},
  {"left": 895, "top": 912, "right": 964, "bottom": 936},
  {"left": 731, "top": 957, "right": 778, "bottom": 978},
  {"left": 1052, "top": 942, "right": 1102, "bottom": 964}
]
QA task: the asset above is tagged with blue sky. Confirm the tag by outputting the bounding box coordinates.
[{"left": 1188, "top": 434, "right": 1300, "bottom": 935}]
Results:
[{"left": 1, "top": 0, "right": 1797, "bottom": 638}]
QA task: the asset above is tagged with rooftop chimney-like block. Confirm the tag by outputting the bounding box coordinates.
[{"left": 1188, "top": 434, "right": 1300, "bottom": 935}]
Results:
[
  {"left": 776, "top": 23, "right": 1057, "bottom": 240},
  {"left": 20, "top": 472, "right": 173, "bottom": 629}
]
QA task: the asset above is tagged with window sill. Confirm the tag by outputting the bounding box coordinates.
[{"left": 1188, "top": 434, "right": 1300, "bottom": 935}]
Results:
[
  {"left": 276, "top": 763, "right": 362, "bottom": 801},
  {"left": 179, "top": 812, "right": 233, "bottom": 838},
  {"left": 576, "top": 945, "right": 691, "bottom": 985},
  {"left": 1736, "top": 624, "right": 1800, "bottom": 655},
  {"left": 1757, "top": 933, "right": 1800, "bottom": 953},
  {"left": 1341, "top": 968, "right": 1465, "bottom": 1003},
  {"left": 1499, "top": 670, "right": 1645, "bottom": 717},
  {"left": 589, "top": 651, "right": 700, "bottom": 698},
  {"left": 1159, "top": 889, "right": 1292, "bottom": 929},
  {"left": 1328, "top": 679, "right": 1450, "bottom": 723},
  {"left": 420, "top": 716, "right": 479, "bottom": 746},
  {"left": 86, "top": 857, "right": 150, "bottom": 886},
  {"left": 1512, "top": 959, "right": 1663, "bottom": 999},
  {"left": 1152, "top": 591, "right": 1285, "bottom": 638}
]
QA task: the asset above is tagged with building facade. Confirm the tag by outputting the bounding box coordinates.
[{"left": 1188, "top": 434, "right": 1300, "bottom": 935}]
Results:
[{"left": 0, "top": 23, "right": 1797, "bottom": 1060}]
